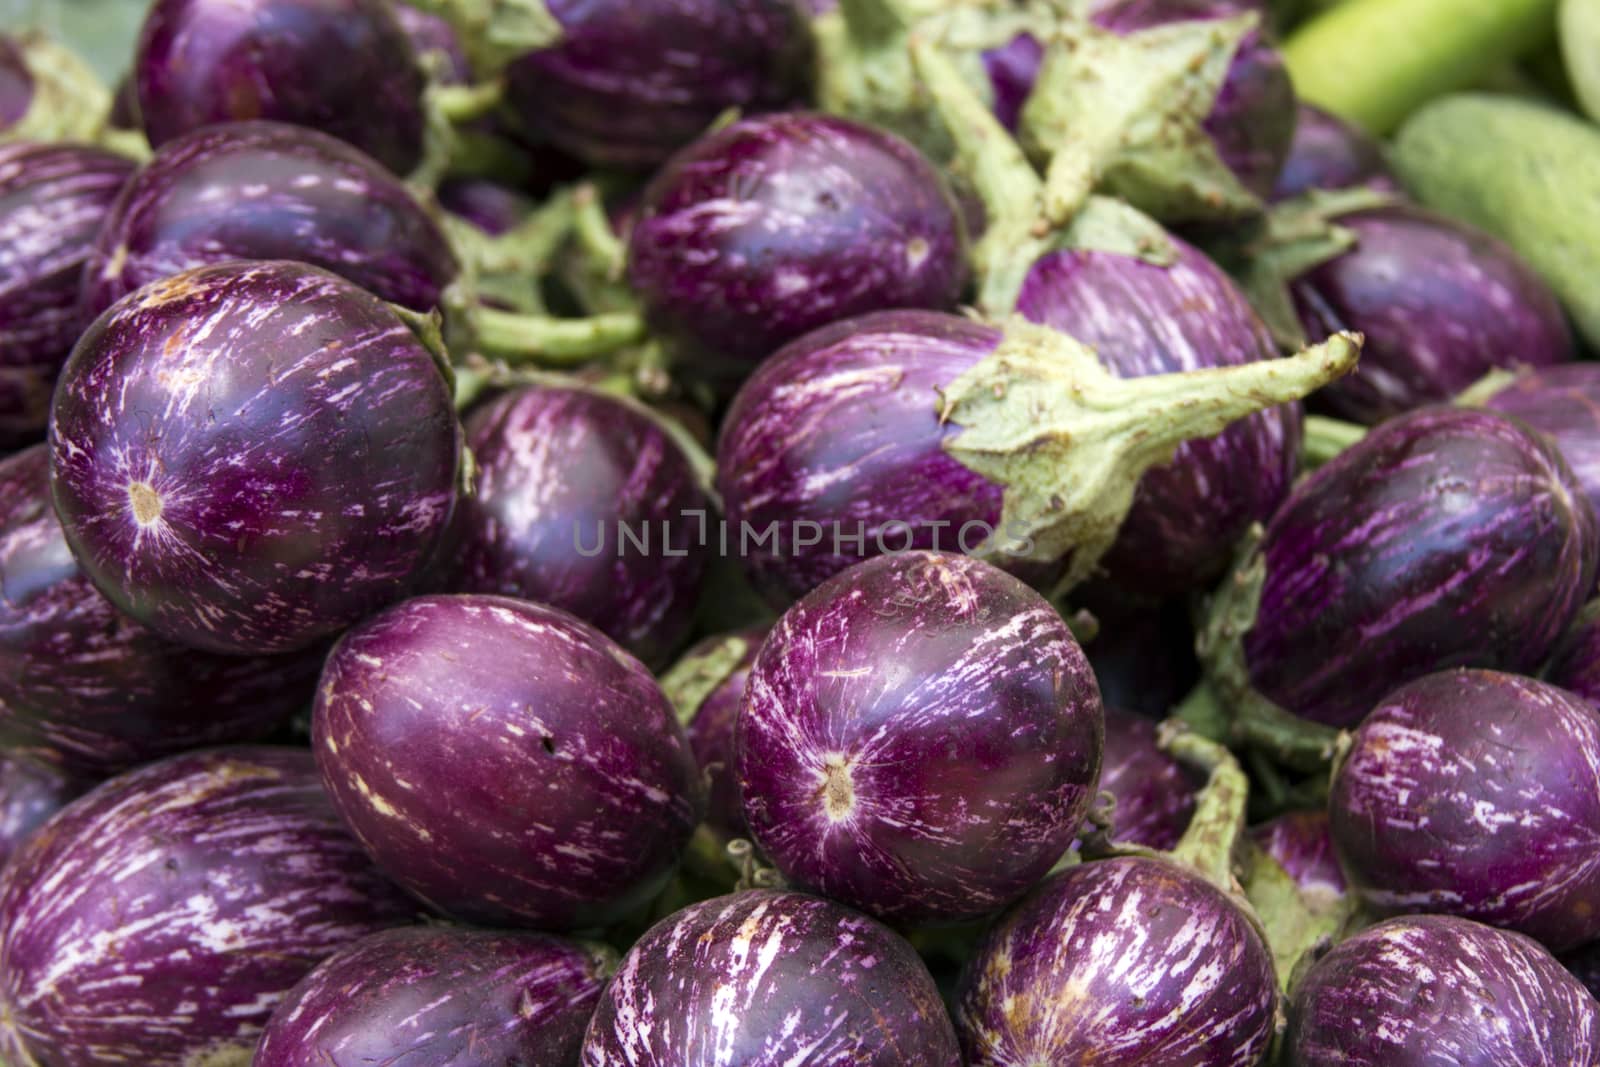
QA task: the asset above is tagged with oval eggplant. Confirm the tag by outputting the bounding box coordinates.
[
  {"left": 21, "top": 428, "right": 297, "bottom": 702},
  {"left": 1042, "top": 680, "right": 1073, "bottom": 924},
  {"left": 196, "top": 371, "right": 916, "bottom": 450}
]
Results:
[
  {"left": 313, "top": 594, "right": 702, "bottom": 931},
  {"left": 1097, "top": 709, "right": 1199, "bottom": 850},
  {"left": 739, "top": 551, "right": 1102, "bottom": 925},
  {"left": 669, "top": 626, "right": 770, "bottom": 840},
  {"left": 0, "top": 754, "right": 82, "bottom": 870},
  {"left": 256, "top": 925, "right": 611, "bottom": 1067},
  {"left": 81, "top": 120, "right": 458, "bottom": 319},
  {"left": 629, "top": 111, "right": 969, "bottom": 386},
  {"left": 0, "top": 444, "right": 319, "bottom": 775},
  {"left": 956, "top": 855, "right": 1279, "bottom": 1065},
  {"left": 1016, "top": 235, "right": 1299, "bottom": 595},
  {"left": 1272, "top": 102, "right": 1402, "bottom": 201},
  {"left": 502, "top": 0, "right": 810, "bottom": 170},
  {"left": 0, "top": 142, "right": 134, "bottom": 450},
  {"left": 1287, "top": 915, "right": 1600, "bottom": 1065},
  {"left": 450, "top": 383, "right": 711, "bottom": 669},
  {"left": 50, "top": 260, "right": 462, "bottom": 656},
  {"left": 0, "top": 747, "right": 416, "bottom": 1067},
  {"left": 1331, "top": 668, "right": 1600, "bottom": 951},
  {"left": 1250, "top": 809, "right": 1346, "bottom": 897},
  {"left": 1294, "top": 205, "right": 1573, "bottom": 424},
  {"left": 579, "top": 889, "right": 960, "bottom": 1066},
  {"left": 1481, "top": 363, "right": 1600, "bottom": 525},
  {"left": 1547, "top": 602, "right": 1600, "bottom": 708},
  {"left": 1237, "top": 406, "right": 1598, "bottom": 729},
  {"left": 134, "top": 0, "right": 427, "bottom": 175}
]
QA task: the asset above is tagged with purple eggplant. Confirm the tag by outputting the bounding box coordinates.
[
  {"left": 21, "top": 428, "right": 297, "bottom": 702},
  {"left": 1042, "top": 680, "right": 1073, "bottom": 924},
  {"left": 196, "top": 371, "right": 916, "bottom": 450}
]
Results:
[
  {"left": 1250, "top": 810, "right": 1345, "bottom": 897},
  {"left": 1287, "top": 915, "right": 1600, "bottom": 1065},
  {"left": 1272, "top": 103, "right": 1402, "bottom": 201},
  {"left": 1015, "top": 235, "right": 1300, "bottom": 595},
  {"left": 667, "top": 626, "right": 771, "bottom": 841},
  {"left": 1330, "top": 668, "right": 1600, "bottom": 951},
  {"left": 0, "top": 142, "right": 134, "bottom": 450},
  {"left": 1479, "top": 363, "right": 1600, "bottom": 525},
  {"left": 1293, "top": 205, "right": 1573, "bottom": 423},
  {"left": 0, "top": 755, "right": 82, "bottom": 870},
  {"left": 255, "top": 925, "right": 611, "bottom": 1066},
  {"left": 1078, "top": 589, "right": 1200, "bottom": 719},
  {"left": 134, "top": 0, "right": 427, "bottom": 175},
  {"left": 313, "top": 593, "right": 702, "bottom": 931},
  {"left": 449, "top": 383, "right": 711, "bottom": 669},
  {"left": 1097, "top": 709, "right": 1200, "bottom": 850},
  {"left": 957, "top": 855, "right": 1279, "bottom": 1065},
  {"left": 628, "top": 111, "right": 969, "bottom": 386},
  {"left": 81, "top": 121, "right": 458, "bottom": 319},
  {"left": 580, "top": 889, "right": 960, "bottom": 1066},
  {"left": 501, "top": 0, "right": 811, "bottom": 170},
  {"left": 49, "top": 260, "right": 462, "bottom": 656},
  {"left": 439, "top": 176, "right": 533, "bottom": 237},
  {"left": 1547, "top": 602, "right": 1600, "bottom": 707},
  {"left": 982, "top": 32, "right": 1045, "bottom": 132},
  {"left": 394, "top": 2, "right": 470, "bottom": 84},
  {"left": 0, "top": 444, "right": 320, "bottom": 775},
  {"left": 738, "top": 551, "right": 1102, "bottom": 925},
  {"left": 0, "top": 747, "right": 416, "bottom": 1067}
]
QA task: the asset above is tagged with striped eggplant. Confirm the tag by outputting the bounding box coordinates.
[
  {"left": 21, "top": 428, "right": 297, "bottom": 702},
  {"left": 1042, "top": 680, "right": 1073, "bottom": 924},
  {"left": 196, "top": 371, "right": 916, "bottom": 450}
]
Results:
[
  {"left": 1272, "top": 103, "right": 1402, "bottom": 201},
  {"left": 1015, "top": 235, "right": 1300, "bottom": 595},
  {"left": 1293, "top": 206, "right": 1573, "bottom": 423},
  {"left": 628, "top": 112, "right": 969, "bottom": 386},
  {"left": 1547, "top": 602, "right": 1600, "bottom": 707},
  {"left": 81, "top": 121, "right": 458, "bottom": 319},
  {"left": 739, "top": 551, "right": 1103, "bottom": 925},
  {"left": 255, "top": 925, "right": 612, "bottom": 1066},
  {"left": 1287, "top": 915, "right": 1600, "bottom": 1065},
  {"left": 1330, "top": 669, "right": 1600, "bottom": 951},
  {"left": 0, "top": 142, "right": 133, "bottom": 449},
  {"left": 312, "top": 594, "right": 702, "bottom": 931},
  {"left": 579, "top": 890, "right": 961, "bottom": 1066},
  {"left": 134, "top": 0, "right": 428, "bottom": 175},
  {"left": 0, "top": 754, "right": 81, "bottom": 870},
  {"left": 448, "top": 383, "right": 711, "bottom": 669},
  {"left": 665, "top": 626, "right": 771, "bottom": 841},
  {"left": 1097, "top": 709, "right": 1200, "bottom": 850},
  {"left": 1250, "top": 810, "right": 1345, "bottom": 897},
  {"left": 49, "top": 260, "right": 462, "bottom": 656},
  {"left": 956, "top": 855, "right": 1279, "bottom": 1065},
  {"left": 1078, "top": 589, "right": 1200, "bottom": 719},
  {"left": 0, "top": 747, "right": 416, "bottom": 1067},
  {"left": 1478, "top": 363, "right": 1600, "bottom": 524},
  {"left": 0, "top": 444, "right": 320, "bottom": 775}
]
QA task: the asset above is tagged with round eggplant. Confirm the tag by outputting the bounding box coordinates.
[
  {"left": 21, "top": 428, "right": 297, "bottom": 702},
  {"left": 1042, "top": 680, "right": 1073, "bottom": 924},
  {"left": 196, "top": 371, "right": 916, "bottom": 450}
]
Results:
[
  {"left": 1250, "top": 810, "right": 1345, "bottom": 897},
  {"left": 1331, "top": 668, "right": 1600, "bottom": 951},
  {"left": 738, "top": 551, "right": 1102, "bottom": 925},
  {"left": 134, "top": 0, "right": 427, "bottom": 175},
  {"left": 255, "top": 925, "right": 611, "bottom": 1066},
  {"left": 1479, "top": 363, "right": 1600, "bottom": 524},
  {"left": 0, "top": 444, "right": 320, "bottom": 775},
  {"left": 629, "top": 111, "right": 969, "bottom": 386},
  {"left": 956, "top": 855, "right": 1279, "bottom": 1065},
  {"left": 312, "top": 593, "right": 702, "bottom": 931},
  {"left": 450, "top": 383, "right": 711, "bottom": 669},
  {"left": 81, "top": 121, "right": 458, "bottom": 319},
  {"left": 0, "top": 754, "right": 81, "bottom": 870},
  {"left": 0, "top": 747, "right": 416, "bottom": 1067},
  {"left": 1287, "top": 915, "right": 1600, "bottom": 1065},
  {"left": 579, "top": 889, "right": 960, "bottom": 1066},
  {"left": 1547, "top": 601, "right": 1600, "bottom": 708},
  {"left": 49, "top": 260, "right": 462, "bottom": 656},
  {"left": 1272, "top": 102, "right": 1402, "bottom": 201},
  {"left": 1097, "top": 709, "right": 1199, "bottom": 850},
  {"left": 666, "top": 626, "right": 770, "bottom": 841},
  {"left": 0, "top": 142, "right": 134, "bottom": 450}
]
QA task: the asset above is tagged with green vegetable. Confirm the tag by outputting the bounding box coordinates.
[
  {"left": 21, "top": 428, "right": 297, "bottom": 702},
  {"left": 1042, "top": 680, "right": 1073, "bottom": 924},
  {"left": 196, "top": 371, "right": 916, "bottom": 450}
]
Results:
[
  {"left": 1562, "top": 0, "right": 1600, "bottom": 119},
  {"left": 1392, "top": 92, "right": 1600, "bottom": 348}
]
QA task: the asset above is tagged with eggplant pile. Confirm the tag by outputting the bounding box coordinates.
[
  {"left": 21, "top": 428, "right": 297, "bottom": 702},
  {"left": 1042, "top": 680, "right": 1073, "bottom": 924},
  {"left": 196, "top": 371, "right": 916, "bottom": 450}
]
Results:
[{"left": 4, "top": 0, "right": 1600, "bottom": 1064}]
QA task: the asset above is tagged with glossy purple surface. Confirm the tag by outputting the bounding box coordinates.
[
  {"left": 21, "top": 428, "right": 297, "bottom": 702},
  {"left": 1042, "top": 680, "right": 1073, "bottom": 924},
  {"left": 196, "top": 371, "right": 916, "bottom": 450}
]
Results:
[
  {"left": 134, "top": 0, "right": 427, "bottom": 175},
  {"left": 81, "top": 121, "right": 458, "bottom": 318},
  {"left": 0, "top": 445, "right": 320, "bottom": 775},
  {"left": 451, "top": 384, "right": 711, "bottom": 669},
  {"left": 629, "top": 112, "right": 969, "bottom": 385},
  {"left": 0, "top": 754, "right": 82, "bottom": 871},
  {"left": 983, "top": 32, "right": 1044, "bottom": 132},
  {"left": 1016, "top": 237, "right": 1300, "bottom": 594},
  {"left": 1288, "top": 915, "right": 1600, "bottom": 1066},
  {"left": 256, "top": 925, "right": 609, "bottom": 1066},
  {"left": 1331, "top": 669, "right": 1600, "bottom": 951},
  {"left": 1483, "top": 363, "right": 1600, "bottom": 525},
  {"left": 1242, "top": 406, "right": 1598, "bottom": 728},
  {"left": 1249, "top": 810, "right": 1346, "bottom": 896},
  {"left": 957, "top": 855, "right": 1279, "bottom": 1065},
  {"left": 312, "top": 594, "right": 702, "bottom": 931},
  {"left": 0, "top": 37, "right": 31, "bottom": 132},
  {"left": 0, "top": 747, "right": 416, "bottom": 1067},
  {"left": 1272, "top": 103, "right": 1402, "bottom": 201},
  {"left": 1098, "top": 709, "right": 1198, "bottom": 849},
  {"left": 739, "top": 551, "right": 1103, "bottom": 925},
  {"left": 50, "top": 261, "right": 462, "bottom": 656},
  {"left": 580, "top": 890, "right": 960, "bottom": 1066},
  {"left": 680, "top": 626, "right": 770, "bottom": 840},
  {"left": 1547, "top": 605, "right": 1600, "bottom": 707},
  {"left": 1077, "top": 588, "right": 1200, "bottom": 719},
  {"left": 0, "top": 142, "right": 134, "bottom": 450},
  {"left": 1295, "top": 206, "right": 1573, "bottom": 423},
  {"left": 503, "top": 0, "right": 810, "bottom": 170}
]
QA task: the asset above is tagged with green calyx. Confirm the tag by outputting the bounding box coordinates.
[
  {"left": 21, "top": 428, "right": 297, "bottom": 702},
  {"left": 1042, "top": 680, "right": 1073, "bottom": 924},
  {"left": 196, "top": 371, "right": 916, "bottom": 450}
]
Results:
[
  {"left": 3, "top": 32, "right": 148, "bottom": 157},
  {"left": 1300, "top": 414, "right": 1369, "bottom": 469},
  {"left": 1239, "top": 836, "right": 1364, "bottom": 994},
  {"left": 937, "top": 321, "right": 1362, "bottom": 597},
  {"left": 402, "top": 0, "right": 561, "bottom": 75},
  {"left": 410, "top": 58, "right": 506, "bottom": 191},
  {"left": 660, "top": 632, "right": 757, "bottom": 727}
]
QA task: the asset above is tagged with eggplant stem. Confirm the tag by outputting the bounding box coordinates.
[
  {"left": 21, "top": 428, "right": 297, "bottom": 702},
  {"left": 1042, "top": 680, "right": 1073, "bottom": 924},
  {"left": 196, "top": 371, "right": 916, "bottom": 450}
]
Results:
[
  {"left": 659, "top": 633, "right": 757, "bottom": 725},
  {"left": 472, "top": 308, "right": 646, "bottom": 363},
  {"left": 1163, "top": 724, "right": 1249, "bottom": 893}
]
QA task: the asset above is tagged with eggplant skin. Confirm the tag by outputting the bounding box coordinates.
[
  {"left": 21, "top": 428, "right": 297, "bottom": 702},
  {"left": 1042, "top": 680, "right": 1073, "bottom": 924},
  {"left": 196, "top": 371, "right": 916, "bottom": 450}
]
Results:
[
  {"left": 1096, "top": 710, "right": 1199, "bottom": 850},
  {"left": 1242, "top": 406, "right": 1599, "bottom": 729},
  {"left": 1288, "top": 915, "right": 1600, "bottom": 1066},
  {"left": 49, "top": 260, "right": 462, "bottom": 657},
  {"left": 256, "top": 926, "right": 608, "bottom": 1067},
  {"left": 956, "top": 855, "right": 1279, "bottom": 1067},
  {"left": 580, "top": 890, "right": 960, "bottom": 1067},
  {"left": 0, "top": 754, "right": 82, "bottom": 871},
  {"left": 1484, "top": 363, "right": 1600, "bottom": 529},
  {"left": 0, "top": 142, "right": 135, "bottom": 451},
  {"left": 1272, "top": 103, "right": 1402, "bottom": 201},
  {"left": 1250, "top": 809, "right": 1345, "bottom": 896},
  {"left": 0, "top": 746, "right": 417, "bottom": 1067},
  {"left": 681, "top": 626, "right": 770, "bottom": 841},
  {"left": 1331, "top": 669, "right": 1600, "bottom": 952}
]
